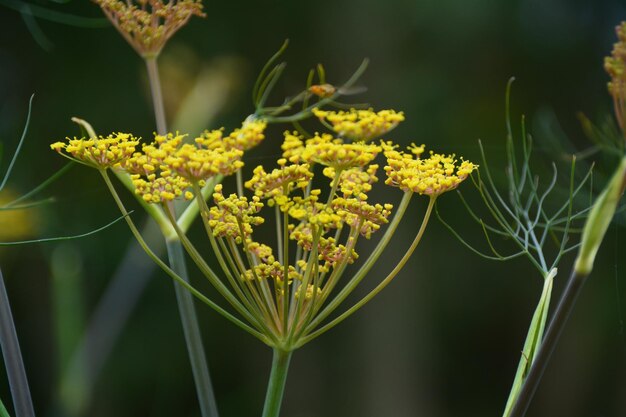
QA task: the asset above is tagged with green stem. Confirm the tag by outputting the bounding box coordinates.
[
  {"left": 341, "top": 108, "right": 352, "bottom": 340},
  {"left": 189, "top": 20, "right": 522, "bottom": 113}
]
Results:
[
  {"left": 99, "top": 170, "right": 265, "bottom": 340},
  {"left": 297, "top": 196, "right": 435, "bottom": 347},
  {"left": 0, "top": 268, "right": 35, "bottom": 417},
  {"left": 502, "top": 268, "right": 555, "bottom": 417},
  {"left": 145, "top": 57, "right": 167, "bottom": 135},
  {"left": 166, "top": 238, "right": 219, "bottom": 417},
  {"left": 0, "top": 397, "right": 9, "bottom": 417},
  {"left": 304, "top": 191, "right": 413, "bottom": 332},
  {"left": 112, "top": 169, "right": 176, "bottom": 239},
  {"left": 236, "top": 169, "right": 244, "bottom": 197},
  {"left": 261, "top": 349, "right": 293, "bottom": 417},
  {"left": 508, "top": 268, "right": 588, "bottom": 417},
  {"left": 178, "top": 176, "right": 222, "bottom": 233},
  {"left": 144, "top": 54, "right": 220, "bottom": 417}
]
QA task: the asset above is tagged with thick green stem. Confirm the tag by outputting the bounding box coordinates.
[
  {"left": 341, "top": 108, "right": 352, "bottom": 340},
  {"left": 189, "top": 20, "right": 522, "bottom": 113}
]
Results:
[
  {"left": 502, "top": 268, "right": 555, "bottom": 417},
  {"left": 508, "top": 268, "right": 588, "bottom": 417},
  {"left": 0, "top": 268, "right": 35, "bottom": 417},
  {"left": 261, "top": 349, "right": 293, "bottom": 417},
  {"left": 144, "top": 55, "right": 220, "bottom": 417},
  {"left": 166, "top": 239, "right": 219, "bottom": 417}
]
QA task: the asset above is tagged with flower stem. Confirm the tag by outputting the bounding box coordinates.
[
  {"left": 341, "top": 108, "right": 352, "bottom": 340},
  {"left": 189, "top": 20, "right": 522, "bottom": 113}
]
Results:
[
  {"left": 145, "top": 57, "right": 167, "bottom": 136},
  {"left": 144, "top": 55, "right": 220, "bottom": 417},
  {"left": 297, "top": 196, "right": 435, "bottom": 347},
  {"left": 0, "top": 268, "right": 35, "bottom": 417},
  {"left": 166, "top": 238, "right": 220, "bottom": 417},
  {"left": 508, "top": 268, "right": 588, "bottom": 417},
  {"left": 261, "top": 349, "right": 293, "bottom": 417},
  {"left": 502, "top": 268, "right": 555, "bottom": 417},
  {"left": 99, "top": 170, "right": 264, "bottom": 340}
]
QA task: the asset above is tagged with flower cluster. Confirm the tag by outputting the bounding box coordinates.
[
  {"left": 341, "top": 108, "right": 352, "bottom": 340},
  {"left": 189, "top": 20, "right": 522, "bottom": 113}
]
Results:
[
  {"left": 50, "top": 133, "right": 139, "bottom": 169},
  {"left": 300, "top": 133, "right": 381, "bottom": 170},
  {"left": 223, "top": 119, "right": 267, "bottom": 151},
  {"left": 50, "top": 108, "right": 477, "bottom": 348},
  {"left": 384, "top": 145, "right": 477, "bottom": 196},
  {"left": 313, "top": 108, "right": 405, "bottom": 142},
  {"left": 605, "top": 23, "right": 626, "bottom": 100},
  {"left": 605, "top": 22, "right": 626, "bottom": 132},
  {"left": 94, "top": 0, "right": 205, "bottom": 57},
  {"left": 124, "top": 132, "right": 244, "bottom": 203},
  {"left": 208, "top": 184, "right": 264, "bottom": 243},
  {"left": 245, "top": 159, "right": 313, "bottom": 207}
]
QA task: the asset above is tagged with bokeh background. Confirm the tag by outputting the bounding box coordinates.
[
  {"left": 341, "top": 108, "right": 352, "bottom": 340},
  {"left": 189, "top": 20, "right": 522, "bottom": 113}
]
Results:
[{"left": 1, "top": 1, "right": 626, "bottom": 416}]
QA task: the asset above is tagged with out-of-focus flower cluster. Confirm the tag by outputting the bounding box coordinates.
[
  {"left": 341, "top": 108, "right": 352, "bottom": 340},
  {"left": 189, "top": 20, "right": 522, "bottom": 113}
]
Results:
[
  {"left": 605, "top": 22, "right": 626, "bottom": 131},
  {"left": 93, "top": 0, "right": 205, "bottom": 57}
]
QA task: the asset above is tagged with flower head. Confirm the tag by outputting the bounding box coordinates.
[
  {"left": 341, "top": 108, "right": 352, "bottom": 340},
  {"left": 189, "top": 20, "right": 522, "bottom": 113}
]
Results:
[
  {"left": 131, "top": 170, "right": 192, "bottom": 203},
  {"left": 209, "top": 184, "right": 264, "bottom": 243},
  {"left": 245, "top": 159, "right": 313, "bottom": 207},
  {"left": 94, "top": 0, "right": 205, "bottom": 57},
  {"left": 301, "top": 133, "right": 381, "bottom": 170},
  {"left": 323, "top": 164, "right": 379, "bottom": 200},
  {"left": 605, "top": 22, "right": 626, "bottom": 133},
  {"left": 224, "top": 119, "right": 267, "bottom": 151},
  {"left": 50, "top": 133, "right": 139, "bottom": 169},
  {"left": 605, "top": 23, "right": 626, "bottom": 98},
  {"left": 384, "top": 147, "right": 477, "bottom": 196},
  {"left": 313, "top": 108, "right": 405, "bottom": 142},
  {"left": 67, "top": 109, "right": 466, "bottom": 350},
  {"left": 331, "top": 197, "right": 393, "bottom": 238}
]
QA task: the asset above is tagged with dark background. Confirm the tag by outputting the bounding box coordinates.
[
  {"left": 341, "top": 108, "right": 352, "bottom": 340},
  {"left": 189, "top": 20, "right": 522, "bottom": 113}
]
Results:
[{"left": 1, "top": 1, "right": 626, "bottom": 416}]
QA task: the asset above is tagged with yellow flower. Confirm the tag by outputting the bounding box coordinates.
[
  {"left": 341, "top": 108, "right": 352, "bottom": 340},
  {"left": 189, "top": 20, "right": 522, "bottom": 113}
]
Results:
[
  {"left": 208, "top": 184, "right": 264, "bottom": 243},
  {"left": 128, "top": 132, "right": 243, "bottom": 183},
  {"left": 313, "top": 108, "right": 405, "bottom": 142},
  {"left": 166, "top": 143, "right": 243, "bottom": 181},
  {"left": 323, "top": 164, "right": 379, "bottom": 200},
  {"left": 301, "top": 133, "right": 381, "bottom": 170},
  {"left": 245, "top": 159, "right": 313, "bottom": 206},
  {"left": 242, "top": 261, "right": 301, "bottom": 289},
  {"left": 224, "top": 119, "right": 267, "bottom": 151},
  {"left": 331, "top": 197, "right": 393, "bottom": 238},
  {"left": 384, "top": 148, "right": 478, "bottom": 196},
  {"left": 281, "top": 131, "right": 305, "bottom": 163},
  {"left": 50, "top": 133, "right": 139, "bottom": 169},
  {"left": 130, "top": 171, "right": 192, "bottom": 204},
  {"left": 195, "top": 128, "right": 226, "bottom": 150}
]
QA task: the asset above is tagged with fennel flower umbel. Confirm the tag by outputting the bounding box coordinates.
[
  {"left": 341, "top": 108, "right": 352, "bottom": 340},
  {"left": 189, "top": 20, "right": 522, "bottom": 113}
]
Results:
[{"left": 50, "top": 114, "right": 477, "bottom": 350}]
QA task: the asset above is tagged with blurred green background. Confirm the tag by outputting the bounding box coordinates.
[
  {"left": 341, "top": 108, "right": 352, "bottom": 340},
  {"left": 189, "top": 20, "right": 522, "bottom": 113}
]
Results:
[{"left": 1, "top": 1, "right": 626, "bottom": 416}]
